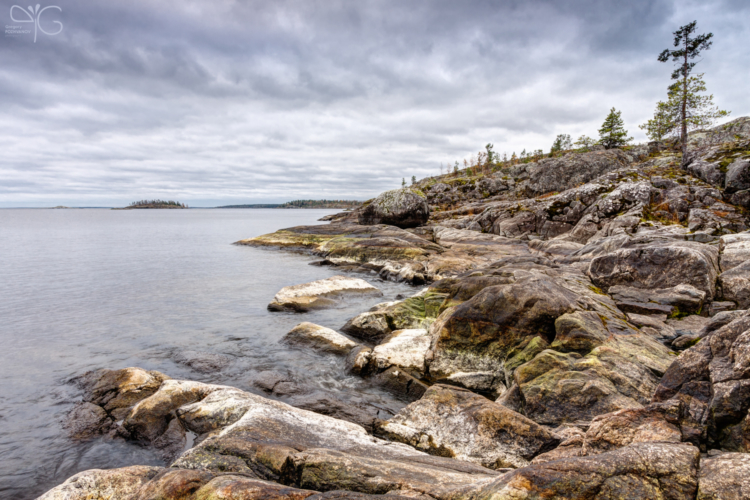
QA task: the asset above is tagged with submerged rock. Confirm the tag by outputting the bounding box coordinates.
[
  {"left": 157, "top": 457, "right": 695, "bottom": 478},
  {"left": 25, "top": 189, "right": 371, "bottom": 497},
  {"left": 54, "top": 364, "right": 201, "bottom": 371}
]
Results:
[
  {"left": 172, "top": 350, "right": 231, "bottom": 373},
  {"left": 269, "top": 276, "right": 382, "bottom": 312},
  {"left": 73, "top": 367, "right": 170, "bottom": 421},
  {"left": 63, "top": 402, "right": 112, "bottom": 441}
]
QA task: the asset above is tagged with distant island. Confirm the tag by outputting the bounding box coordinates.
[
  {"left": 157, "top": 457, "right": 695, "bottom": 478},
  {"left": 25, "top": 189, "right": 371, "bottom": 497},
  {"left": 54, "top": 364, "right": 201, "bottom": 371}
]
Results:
[
  {"left": 218, "top": 199, "right": 362, "bottom": 209},
  {"left": 115, "top": 199, "right": 188, "bottom": 210}
]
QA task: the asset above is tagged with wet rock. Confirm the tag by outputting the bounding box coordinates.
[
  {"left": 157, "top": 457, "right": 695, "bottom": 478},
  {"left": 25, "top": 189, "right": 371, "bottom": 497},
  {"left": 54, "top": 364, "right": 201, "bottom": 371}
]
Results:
[
  {"left": 345, "top": 346, "right": 373, "bottom": 376},
  {"left": 75, "top": 367, "right": 170, "bottom": 421},
  {"left": 588, "top": 240, "right": 720, "bottom": 300},
  {"left": 250, "top": 370, "right": 307, "bottom": 397},
  {"left": 359, "top": 189, "right": 430, "bottom": 228},
  {"left": 370, "top": 329, "right": 431, "bottom": 377},
  {"left": 456, "top": 442, "right": 699, "bottom": 500},
  {"left": 151, "top": 417, "right": 187, "bottom": 463},
  {"left": 371, "top": 366, "right": 428, "bottom": 401},
  {"left": 269, "top": 276, "right": 382, "bottom": 312},
  {"left": 697, "top": 452, "right": 750, "bottom": 500},
  {"left": 124, "top": 379, "right": 215, "bottom": 443},
  {"left": 36, "top": 465, "right": 162, "bottom": 500},
  {"left": 284, "top": 322, "right": 359, "bottom": 355},
  {"left": 63, "top": 402, "right": 112, "bottom": 440},
  {"left": 173, "top": 350, "right": 231, "bottom": 374},
  {"left": 375, "top": 384, "right": 559, "bottom": 469},
  {"left": 341, "top": 311, "right": 392, "bottom": 343}
]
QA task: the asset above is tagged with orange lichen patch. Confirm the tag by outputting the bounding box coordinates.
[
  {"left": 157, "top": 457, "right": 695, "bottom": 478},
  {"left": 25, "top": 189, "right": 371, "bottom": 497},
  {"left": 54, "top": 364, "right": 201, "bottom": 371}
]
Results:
[{"left": 537, "top": 191, "right": 559, "bottom": 200}]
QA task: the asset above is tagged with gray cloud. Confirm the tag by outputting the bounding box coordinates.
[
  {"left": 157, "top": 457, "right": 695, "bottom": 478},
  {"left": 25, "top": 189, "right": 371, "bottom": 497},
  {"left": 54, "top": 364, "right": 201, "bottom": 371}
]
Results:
[{"left": 0, "top": 0, "right": 747, "bottom": 207}]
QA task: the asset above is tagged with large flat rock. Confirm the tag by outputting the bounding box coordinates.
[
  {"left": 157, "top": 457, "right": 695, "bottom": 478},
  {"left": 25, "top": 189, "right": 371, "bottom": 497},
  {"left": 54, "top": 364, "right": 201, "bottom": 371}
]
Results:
[{"left": 269, "top": 276, "right": 382, "bottom": 312}]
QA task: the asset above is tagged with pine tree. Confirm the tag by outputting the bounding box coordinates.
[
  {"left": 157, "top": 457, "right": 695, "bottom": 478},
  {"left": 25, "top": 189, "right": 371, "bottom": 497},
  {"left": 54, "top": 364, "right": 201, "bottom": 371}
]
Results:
[
  {"left": 598, "top": 108, "right": 633, "bottom": 149},
  {"left": 402, "top": 178, "right": 406, "bottom": 188},
  {"left": 411, "top": 175, "right": 417, "bottom": 185},
  {"left": 550, "top": 134, "right": 572, "bottom": 155},
  {"left": 658, "top": 21, "right": 714, "bottom": 163},
  {"left": 485, "top": 143, "right": 495, "bottom": 164},
  {"left": 640, "top": 73, "right": 729, "bottom": 143}
]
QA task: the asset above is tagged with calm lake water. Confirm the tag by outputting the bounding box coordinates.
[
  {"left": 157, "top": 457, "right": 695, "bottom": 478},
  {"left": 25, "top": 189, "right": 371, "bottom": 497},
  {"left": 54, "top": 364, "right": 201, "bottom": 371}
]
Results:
[{"left": 0, "top": 209, "right": 415, "bottom": 499}]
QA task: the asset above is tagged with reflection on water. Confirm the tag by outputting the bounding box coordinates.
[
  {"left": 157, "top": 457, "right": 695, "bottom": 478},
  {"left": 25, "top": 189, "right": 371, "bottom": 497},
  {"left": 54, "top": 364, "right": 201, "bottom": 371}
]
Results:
[{"left": 0, "top": 208, "right": 416, "bottom": 499}]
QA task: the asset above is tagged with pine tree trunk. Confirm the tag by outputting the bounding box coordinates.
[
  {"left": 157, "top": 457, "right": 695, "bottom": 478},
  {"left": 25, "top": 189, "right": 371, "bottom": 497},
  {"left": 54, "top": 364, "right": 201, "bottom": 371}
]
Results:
[{"left": 680, "top": 42, "right": 688, "bottom": 167}]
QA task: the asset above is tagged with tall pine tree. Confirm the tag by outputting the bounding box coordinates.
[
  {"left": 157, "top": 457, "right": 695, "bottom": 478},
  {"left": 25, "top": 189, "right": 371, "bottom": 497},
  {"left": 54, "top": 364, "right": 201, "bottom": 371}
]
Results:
[
  {"left": 658, "top": 21, "right": 714, "bottom": 163},
  {"left": 598, "top": 108, "right": 632, "bottom": 149}
]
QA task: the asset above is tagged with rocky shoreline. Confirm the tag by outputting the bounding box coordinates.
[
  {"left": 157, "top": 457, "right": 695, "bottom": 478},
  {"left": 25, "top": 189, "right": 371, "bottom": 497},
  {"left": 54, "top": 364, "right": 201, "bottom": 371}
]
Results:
[{"left": 40, "top": 118, "right": 750, "bottom": 499}]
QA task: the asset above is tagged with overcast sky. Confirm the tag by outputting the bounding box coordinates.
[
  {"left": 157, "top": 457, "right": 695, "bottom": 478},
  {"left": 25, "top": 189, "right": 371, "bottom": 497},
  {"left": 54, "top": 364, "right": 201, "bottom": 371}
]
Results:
[{"left": 1, "top": 0, "right": 747, "bottom": 207}]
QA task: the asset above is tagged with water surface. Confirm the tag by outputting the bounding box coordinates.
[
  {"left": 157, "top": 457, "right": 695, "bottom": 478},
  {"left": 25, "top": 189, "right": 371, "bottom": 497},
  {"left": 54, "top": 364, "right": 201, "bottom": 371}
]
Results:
[{"left": 0, "top": 208, "right": 415, "bottom": 499}]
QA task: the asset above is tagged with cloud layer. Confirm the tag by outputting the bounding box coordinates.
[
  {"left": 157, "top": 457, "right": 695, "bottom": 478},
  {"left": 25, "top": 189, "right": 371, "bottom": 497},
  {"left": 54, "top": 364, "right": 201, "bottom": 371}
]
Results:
[{"left": 1, "top": 0, "right": 747, "bottom": 206}]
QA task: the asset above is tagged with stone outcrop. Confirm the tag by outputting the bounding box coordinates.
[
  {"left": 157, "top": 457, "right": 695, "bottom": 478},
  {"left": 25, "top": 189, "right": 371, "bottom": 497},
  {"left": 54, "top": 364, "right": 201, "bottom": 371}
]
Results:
[
  {"left": 588, "top": 240, "right": 720, "bottom": 300},
  {"left": 653, "top": 311, "right": 750, "bottom": 451},
  {"left": 358, "top": 189, "right": 430, "bottom": 228},
  {"left": 426, "top": 256, "right": 673, "bottom": 425},
  {"left": 375, "top": 385, "right": 559, "bottom": 469},
  {"left": 268, "top": 276, "right": 382, "bottom": 312},
  {"left": 451, "top": 442, "right": 700, "bottom": 500}
]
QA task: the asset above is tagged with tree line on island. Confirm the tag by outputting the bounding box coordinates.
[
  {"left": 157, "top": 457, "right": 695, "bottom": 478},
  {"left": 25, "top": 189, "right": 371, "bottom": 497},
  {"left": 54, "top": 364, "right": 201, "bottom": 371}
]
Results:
[
  {"left": 419, "top": 20, "right": 728, "bottom": 187},
  {"left": 124, "top": 199, "right": 188, "bottom": 209},
  {"left": 218, "top": 199, "right": 363, "bottom": 209}
]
